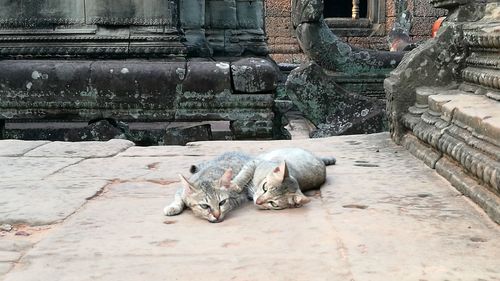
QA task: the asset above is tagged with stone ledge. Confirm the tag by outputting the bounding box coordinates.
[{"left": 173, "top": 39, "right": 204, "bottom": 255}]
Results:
[
  {"left": 427, "top": 93, "right": 500, "bottom": 147},
  {"left": 0, "top": 140, "right": 49, "bottom": 157},
  {"left": 401, "top": 88, "right": 500, "bottom": 223},
  {"left": 404, "top": 113, "right": 500, "bottom": 192},
  {"left": 24, "top": 139, "right": 134, "bottom": 158},
  {"left": 402, "top": 132, "right": 500, "bottom": 224},
  {"left": 435, "top": 156, "right": 500, "bottom": 225},
  {"left": 0, "top": 57, "right": 279, "bottom": 140},
  {"left": 401, "top": 134, "right": 442, "bottom": 168},
  {"left": 413, "top": 87, "right": 500, "bottom": 148}
]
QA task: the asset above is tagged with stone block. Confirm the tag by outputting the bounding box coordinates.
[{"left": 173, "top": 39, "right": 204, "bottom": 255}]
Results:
[
  {"left": 180, "top": 0, "right": 205, "bottom": 28},
  {"left": 0, "top": 0, "right": 85, "bottom": 27},
  {"left": 0, "top": 179, "right": 108, "bottom": 225},
  {"left": 86, "top": 0, "right": 176, "bottom": 26},
  {"left": 231, "top": 58, "right": 280, "bottom": 93},
  {"left": 0, "top": 157, "right": 81, "bottom": 182},
  {"left": 348, "top": 36, "right": 389, "bottom": 51},
  {"left": 265, "top": 16, "right": 293, "bottom": 37},
  {"left": 410, "top": 17, "right": 436, "bottom": 37},
  {"left": 414, "top": 0, "right": 447, "bottom": 17},
  {"left": 401, "top": 133, "right": 442, "bottom": 168},
  {"left": 0, "top": 140, "right": 49, "bottom": 157},
  {"left": 90, "top": 61, "right": 185, "bottom": 119},
  {"left": 0, "top": 262, "right": 12, "bottom": 278},
  {"left": 0, "top": 60, "right": 91, "bottom": 119},
  {"left": 0, "top": 251, "right": 20, "bottom": 262},
  {"left": 64, "top": 120, "right": 129, "bottom": 142},
  {"left": 435, "top": 156, "right": 500, "bottom": 225},
  {"left": 181, "top": 61, "right": 232, "bottom": 94},
  {"left": 266, "top": 0, "right": 291, "bottom": 17},
  {"left": 206, "top": 0, "right": 238, "bottom": 29},
  {"left": 430, "top": 0, "right": 469, "bottom": 9},
  {"left": 269, "top": 44, "right": 302, "bottom": 54},
  {"left": 236, "top": 0, "right": 264, "bottom": 29},
  {"left": 164, "top": 124, "right": 213, "bottom": 145},
  {"left": 272, "top": 36, "right": 298, "bottom": 45},
  {"left": 24, "top": 139, "right": 134, "bottom": 158}
]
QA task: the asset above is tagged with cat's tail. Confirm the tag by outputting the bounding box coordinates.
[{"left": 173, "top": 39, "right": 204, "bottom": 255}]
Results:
[{"left": 320, "top": 157, "right": 336, "bottom": 166}]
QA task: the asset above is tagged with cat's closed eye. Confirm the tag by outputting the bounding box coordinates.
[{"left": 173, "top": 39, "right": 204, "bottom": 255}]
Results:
[
  {"left": 199, "top": 204, "right": 210, "bottom": 209},
  {"left": 262, "top": 182, "right": 268, "bottom": 192},
  {"left": 219, "top": 199, "right": 227, "bottom": 206},
  {"left": 269, "top": 201, "right": 278, "bottom": 208}
]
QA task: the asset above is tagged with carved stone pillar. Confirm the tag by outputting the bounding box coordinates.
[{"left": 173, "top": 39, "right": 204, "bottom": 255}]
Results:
[
  {"left": 205, "top": 0, "right": 238, "bottom": 55},
  {"left": 205, "top": 0, "right": 267, "bottom": 56},
  {"left": 180, "top": 0, "right": 211, "bottom": 56},
  {"left": 235, "top": 0, "right": 268, "bottom": 55}
]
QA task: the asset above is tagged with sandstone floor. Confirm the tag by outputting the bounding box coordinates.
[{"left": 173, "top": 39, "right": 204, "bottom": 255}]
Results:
[{"left": 0, "top": 133, "right": 499, "bottom": 281}]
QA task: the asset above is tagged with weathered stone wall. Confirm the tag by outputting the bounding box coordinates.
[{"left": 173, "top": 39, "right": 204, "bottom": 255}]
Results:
[
  {"left": 266, "top": 0, "right": 447, "bottom": 63},
  {"left": 0, "top": 0, "right": 281, "bottom": 141}
]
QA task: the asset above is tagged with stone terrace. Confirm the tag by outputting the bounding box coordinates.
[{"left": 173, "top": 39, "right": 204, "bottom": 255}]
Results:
[{"left": 0, "top": 134, "right": 499, "bottom": 281}]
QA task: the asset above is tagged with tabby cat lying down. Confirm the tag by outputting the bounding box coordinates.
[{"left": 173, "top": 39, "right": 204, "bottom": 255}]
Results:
[
  {"left": 163, "top": 152, "right": 251, "bottom": 223},
  {"left": 232, "top": 148, "right": 336, "bottom": 210},
  {"left": 163, "top": 148, "right": 335, "bottom": 222}
]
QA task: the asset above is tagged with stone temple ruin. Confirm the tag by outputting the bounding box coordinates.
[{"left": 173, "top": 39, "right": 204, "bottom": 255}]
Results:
[
  {"left": 0, "top": 0, "right": 280, "bottom": 143},
  {"left": 0, "top": 0, "right": 498, "bottom": 221}
]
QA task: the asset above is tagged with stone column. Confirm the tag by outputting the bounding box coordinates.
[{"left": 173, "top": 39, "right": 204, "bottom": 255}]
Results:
[
  {"left": 205, "top": 0, "right": 239, "bottom": 55},
  {"left": 180, "top": 0, "right": 211, "bottom": 56},
  {"left": 205, "top": 0, "right": 268, "bottom": 56},
  {"left": 235, "top": 0, "right": 268, "bottom": 55}
]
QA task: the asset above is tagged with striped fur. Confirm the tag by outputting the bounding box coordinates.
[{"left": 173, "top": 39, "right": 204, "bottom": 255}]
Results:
[
  {"left": 233, "top": 148, "right": 335, "bottom": 210},
  {"left": 163, "top": 152, "right": 252, "bottom": 223}
]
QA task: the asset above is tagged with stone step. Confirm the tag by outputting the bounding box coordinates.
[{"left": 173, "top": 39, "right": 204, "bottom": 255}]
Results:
[
  {"left": 403, "top": 88, "right": 500, "bottom": 199},
  {"left": 466, "top": 52, "right": 500, "bottom": 71},
  {"left": 414, "top": 87, "right": 463, "bottom": 106},
  {"left": 414, "top": 87, "right": 500, "bottom": 146},
  {"left": 464, "top": 22, "right": 500, "bottom": 51},
  {"left": 461, "top": 67, "right": 500, "bottom": 91},
  {"left": 426, "top": 92, "right": 500, "bottom": 146}
]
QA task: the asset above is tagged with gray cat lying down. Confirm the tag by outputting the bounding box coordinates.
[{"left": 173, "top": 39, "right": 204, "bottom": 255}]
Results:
[
  {"left": 163, "top": 152, "right": 252, "bottom": 223},
  {"left": 163, "top": 148, "right": 335, "bottom": 222},
  {"left": 232, "top": 148, "right": 336, "bottom": 210}
]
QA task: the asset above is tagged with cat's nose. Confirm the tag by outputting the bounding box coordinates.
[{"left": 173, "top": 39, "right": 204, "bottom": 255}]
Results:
[
  {"left": 212, "top": 210, "right": 221, "bottom": 219},
  {"left": 255, "top": 198, "right": 264, "bottom": 205}
]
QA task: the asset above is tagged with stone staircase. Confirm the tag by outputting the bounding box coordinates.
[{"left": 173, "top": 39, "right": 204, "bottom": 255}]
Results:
[{"left": 385, "top": 0, "right": 500, "bottom": 223}]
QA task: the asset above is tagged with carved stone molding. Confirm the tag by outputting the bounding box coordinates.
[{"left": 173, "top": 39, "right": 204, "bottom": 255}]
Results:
[{"left": 0, "top": 0, "right": 85, "bottom": 27}]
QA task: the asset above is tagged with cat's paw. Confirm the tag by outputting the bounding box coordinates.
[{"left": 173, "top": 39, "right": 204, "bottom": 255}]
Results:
[{"left": 163, "top": 205, "right": 183, "bottom": 216}]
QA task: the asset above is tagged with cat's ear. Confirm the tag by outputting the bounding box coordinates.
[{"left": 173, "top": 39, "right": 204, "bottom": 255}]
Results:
[
  {"left": 178, "top": 174, "right": 196, "bottom": 194},
  {"left": 292, "top": 194, "right": 311, "bottom": 205},
  {"left": 219, "top": 168, "right": 233, "bottom": 189},
  {"left": 273, "top": 161, "right": 289, "bottom": 182}
]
